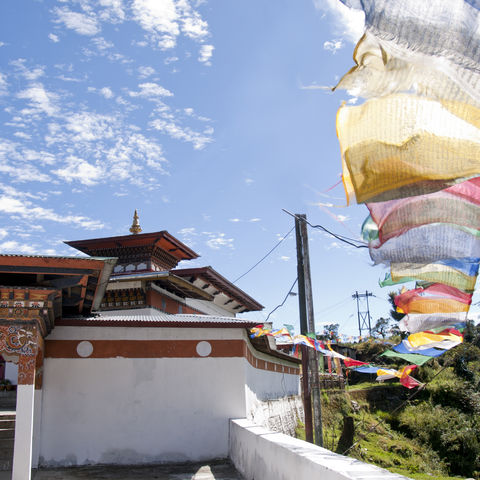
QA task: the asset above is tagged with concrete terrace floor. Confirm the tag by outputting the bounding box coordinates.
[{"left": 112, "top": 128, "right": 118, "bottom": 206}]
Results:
[{"left": 0, "top": 461, "right": 244, "bottom": 480}]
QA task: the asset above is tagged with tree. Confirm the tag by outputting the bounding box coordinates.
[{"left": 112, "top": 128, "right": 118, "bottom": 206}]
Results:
[
  {"left": 372, "top": 317, "right": 390, "bottom": 339},
  {"left": 388, "top": 291, "right": 406, "bottom": 322},
  {"left": 319, "top": 323, "right": 339, "bottom": 341}
]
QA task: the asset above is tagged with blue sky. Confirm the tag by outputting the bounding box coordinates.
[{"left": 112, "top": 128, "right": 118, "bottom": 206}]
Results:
[{"left": 1, "top": 0, "right": 476, "bottom": 335}]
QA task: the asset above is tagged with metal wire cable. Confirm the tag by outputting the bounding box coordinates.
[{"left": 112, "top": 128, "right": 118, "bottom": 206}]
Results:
[
  {"left": 264, "top": 277, "right": 298, "bottom": 322},
  {"left": 232, "top": 226, "right": 295, "bottom": 283},
  {"left": 282, "top": 209, "right": 368, "bottom": 248}
]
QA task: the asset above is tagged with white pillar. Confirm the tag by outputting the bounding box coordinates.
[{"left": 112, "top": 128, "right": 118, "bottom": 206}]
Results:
[
  {"left": 32, "top": 388, "right": 43, "bottom": 468},
  {"left": 12, "top": 382, "right": 35, "bottom": 479}
]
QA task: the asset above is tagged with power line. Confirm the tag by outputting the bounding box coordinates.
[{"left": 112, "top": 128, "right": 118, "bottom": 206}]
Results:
[
  {"left": 282, "top": 209, "right": 368, "bottom": 249},
  {"left": 264, "top": 277, "right": 298, "bottom": 322},
  {"left": 316, "top": 295, "right": 352, "bottom": 315},
  {"left": 232, "top": 226, "right": 295, "bottom": 283}
]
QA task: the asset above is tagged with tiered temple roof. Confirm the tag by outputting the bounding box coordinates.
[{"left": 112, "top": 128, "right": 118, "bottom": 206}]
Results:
[{"left": 65, "top": 213, "right": 263, "bottom": 315}]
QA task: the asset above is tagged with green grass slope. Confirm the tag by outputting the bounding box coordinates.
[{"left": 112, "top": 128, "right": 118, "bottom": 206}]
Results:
[{"left": 296, "top": 323, "right": 480, "bottom": 479}]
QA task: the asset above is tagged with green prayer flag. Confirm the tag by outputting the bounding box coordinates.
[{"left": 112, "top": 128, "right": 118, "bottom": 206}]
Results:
[{"left": 380, "top": 349, "right": 433, "bottom": 366}]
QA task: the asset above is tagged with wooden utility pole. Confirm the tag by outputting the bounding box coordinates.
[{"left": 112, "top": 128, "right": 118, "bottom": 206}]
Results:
[{"left": 295, "top": 213, "right": 323, "bottom": 447}]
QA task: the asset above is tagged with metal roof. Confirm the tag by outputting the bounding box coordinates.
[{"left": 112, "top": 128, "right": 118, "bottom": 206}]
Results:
[
  {"left": 172, "top": 266, "right": 264, "bottom": 312},
  {"left": 0, "top": 253, "right": 117, "bottom": 262},
  {"left": 57, "top": 312, "right": 258, "bottom": 328}
]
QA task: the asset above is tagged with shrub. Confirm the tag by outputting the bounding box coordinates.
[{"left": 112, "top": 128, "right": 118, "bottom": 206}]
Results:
[{"left": 398, "top": 402, "right": 480, "bottom": 477}]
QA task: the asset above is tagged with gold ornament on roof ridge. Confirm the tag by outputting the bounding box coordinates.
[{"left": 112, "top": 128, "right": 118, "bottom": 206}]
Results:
[{"left": 129, "top": 209, "right": 142, "bottom": 235}]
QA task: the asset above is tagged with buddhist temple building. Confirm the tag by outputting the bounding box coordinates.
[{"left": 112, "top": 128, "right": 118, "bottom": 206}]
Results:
[{"left": 0, "top": 213, "right": 300, "bottom": 479}]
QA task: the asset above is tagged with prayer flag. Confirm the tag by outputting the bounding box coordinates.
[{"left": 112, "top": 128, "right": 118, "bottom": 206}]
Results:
[
  {"left": 399, "top": 312, "right": 467, "bottom": 333},
  {"left": 381, "top": 259, "right": 479, "bottom": 292},
  {"left": 393, "top": 340, "right": 446, "bottom": 357},
  {"left": 369, "top": 224, "right": 480, "bottom": 265},
  {"left": 365, "top": 179, "right": 480, "bottom": 244},
  {"left": 380, "top": 349, "right": 433, "bottom": 366},
  {"left": 336, "top": 0, "right": 480, "bottom": 105},
  {"left": 338, "top": 95, "right": 480, "bottom": 204}
]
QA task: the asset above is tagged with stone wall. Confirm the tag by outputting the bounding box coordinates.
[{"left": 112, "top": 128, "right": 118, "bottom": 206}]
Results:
[{"left": 248, "top": 395, "right": 303, "bottom": 437}]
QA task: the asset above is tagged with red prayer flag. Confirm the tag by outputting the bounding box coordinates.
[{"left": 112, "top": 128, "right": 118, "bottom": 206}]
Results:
[{"left": 343, "top": 358, "right": 368, "bottom": 368}]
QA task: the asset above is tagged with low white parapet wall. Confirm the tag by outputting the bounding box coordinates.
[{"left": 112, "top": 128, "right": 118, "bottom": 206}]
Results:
[{"left": 229, "top": 419, "right": 411, "bottom": 480}]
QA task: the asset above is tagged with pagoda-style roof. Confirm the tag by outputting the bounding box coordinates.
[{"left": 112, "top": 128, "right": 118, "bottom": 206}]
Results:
[
  {"left": 65, "top": 231, "right": 199, "bottom": 271},
  {"left": 0, "top": 254, "right": 116, "bottom": 316},
  {"left": 172, "top": 266, "right": 264, "bottom": 313},
  {"left": 0, "top": 254, "right": 116, "bottom": 336},
  {"left": 108, "top": 271, "right": 214, "bottom": 301}
]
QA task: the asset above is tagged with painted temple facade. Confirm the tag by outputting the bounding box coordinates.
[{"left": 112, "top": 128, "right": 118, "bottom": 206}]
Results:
[{"left": 0, "top": 214, "right": 300, "bottom": 479}]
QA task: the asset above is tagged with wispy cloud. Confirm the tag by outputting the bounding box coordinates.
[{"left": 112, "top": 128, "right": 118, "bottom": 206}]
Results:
[
  {"left": 131, "top": 0, "right": 211, "bottom": 57},
  {"left": 44, "top": 112, "right": 168, "bottom": 187},
  {"left": 177, "top": 228, "right": 234, "bottom": 251},
  {"left": 100, "top": 87, "right": 114, "bottom": 98},
  {"left": 13, "top": 132, "right": 31, "bottom": 140},
  {"left": 0, "top": 240, "right": 37, "bottom": 254},
  {"left": 180, "top": 5, "right": 209, "bottom": 40},
  {"left": 177, "top": 226, "right": 198, "bottom": 247},
  {"left": 323, "top": 39, "right": 343, "bottom": 54},
  {"left": 198, "top": 44, "right": 214, "bottom": 64},
  {"left": 98, "top": 0, "right": 126, "bottom": 23},
  {"left": 204, "top": 232, "right": 234, "bottom": 250},
  {"left": 313, "top": 0, "right": 364, "bottom": 44},
  {"left": 91, "top": 36, "right": 114, "bottom": 51},
  {"left": 0, "top": 139, "right": 54, "bottom": 183},
  {"left": 150, "top": 117, "right": 212, "bottom": 150},
  {"left": 0, "top": 0, "right": 218, "bottom": 254},
  {"left": 10, "top": 59, "right": 46, "bottom": 81},
  {"left": 53, "top": 7, "right": 101, "bottom": 36},
  {"left": 52, "top": 155, "right": 104, "bottom": 186},
  {"left": 17, "top": 84, "right": 59, "bottom": 116},
  {"left": 228, "top": 217, "right": 261, "bottom": 223},
  {"left": 0, "top": 73, "right": 7, "bottom": 96},
  {"left": 131, "top": 0, "right": 182, "bottom": 49},
  {"left": 0, "top": 186, "right": 104, "bottom": 230},
  {"left": 138, "top": 66, "right": 156, "bottom": 78},
  {"left": 129, "top": 82, "right": 173, "bottom": 100}
]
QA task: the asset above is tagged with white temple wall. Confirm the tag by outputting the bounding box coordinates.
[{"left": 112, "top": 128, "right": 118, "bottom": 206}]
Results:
[
  {"left": 39, "top": 356, "right": 245, "bottom": 466},
  {"left": 243, "top": 343, "right": 301, "bottom": 436},
  {"left": 37, "top": 326, "right": 300, "bottom": 467}
]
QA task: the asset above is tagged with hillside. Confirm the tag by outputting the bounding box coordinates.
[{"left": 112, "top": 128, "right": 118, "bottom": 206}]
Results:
[{"left": 297, "top": 324, "right": 480, "bottom": 479}]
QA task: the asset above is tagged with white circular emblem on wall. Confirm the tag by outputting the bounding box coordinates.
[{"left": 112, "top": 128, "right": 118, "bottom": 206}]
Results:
[
  {"left": 196, "top": 341, "right": 212, "bottom": 357},
  {"left": 77, "top": 341, "right": 94, "bottom": 358}
]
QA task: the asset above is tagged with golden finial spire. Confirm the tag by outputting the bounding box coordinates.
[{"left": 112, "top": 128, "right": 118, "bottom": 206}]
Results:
[{"left": 129, "top": 209, "right": 142, "bottom": 234}]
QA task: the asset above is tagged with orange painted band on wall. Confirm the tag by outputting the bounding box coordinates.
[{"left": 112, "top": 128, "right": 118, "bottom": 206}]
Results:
[
  {"left": 46, "top": 339, "right": 244, "bottom": 359},
  {"left": 45, "top": 339, "right": 300, "bottom": 375}
]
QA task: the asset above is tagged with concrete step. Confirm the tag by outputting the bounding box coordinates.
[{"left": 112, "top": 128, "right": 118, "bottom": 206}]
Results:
[
  {"left": 0, "top": 420, "right": 15, "bottom": 429},
  {"left": 0, "top": 391, "right": 17, "bottom": 410},
  {"left": 0, "top": 429, "right": 14, "bottom": 440},
  {"left": 0, "top": 411, "right": 14, "bottom": 472},
  {"left": 0, "top": 438, "right": 14, "bottom": 448},
  {"left": 0, "top": 412, "right": 16, "bottom": 420},
  {"left": 0, "top": 459, "right": 12, "bottom": 472},
  {"left": 0, "top": 438, "right": 14, "bottom": 471}
]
